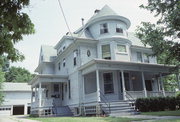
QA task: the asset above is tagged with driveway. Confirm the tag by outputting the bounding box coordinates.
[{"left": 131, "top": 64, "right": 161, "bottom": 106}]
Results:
[{"left": 0, "top": 115, "right": 39, "bottom": 122}]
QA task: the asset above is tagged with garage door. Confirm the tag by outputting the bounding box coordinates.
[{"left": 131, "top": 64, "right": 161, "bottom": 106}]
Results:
[
  {"left": 13, "top": 105, "right": 24, "bottom": 115},
  {"left": 0, "top": 107, "right": 11, "bottom": 115}
]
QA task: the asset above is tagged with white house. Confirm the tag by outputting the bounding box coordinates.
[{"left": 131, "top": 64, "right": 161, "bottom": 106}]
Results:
[
  {"left": 29, "top": 5, "right": 179, "bottom": 116},
  {"left": 0, "top": 83, "right": 31, "bottom": 115}
]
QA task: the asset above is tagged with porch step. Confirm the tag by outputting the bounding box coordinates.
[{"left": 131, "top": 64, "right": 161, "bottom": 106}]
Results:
[
  {"left": 52, "top": 106, "right": 73, "bottom": 116},
  {"left": 101, "top": 100, "right": 137, "bottom": 116}
]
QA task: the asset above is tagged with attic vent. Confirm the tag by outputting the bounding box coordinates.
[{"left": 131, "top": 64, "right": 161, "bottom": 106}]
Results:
[{"left": 94, "top": 9, "right": 100, "bottom": 14}]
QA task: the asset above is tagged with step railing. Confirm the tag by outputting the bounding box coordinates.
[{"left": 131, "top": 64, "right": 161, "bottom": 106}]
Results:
[
  {"left": 125, "top": 91, "right": 136, "bottom": 109},
  {"left": 99, "top": 91, "right": 111, "bottom": 114}
]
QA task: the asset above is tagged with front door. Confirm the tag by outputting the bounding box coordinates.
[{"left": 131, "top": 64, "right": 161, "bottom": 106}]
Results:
[
  {"left": 145, "top": 80, "right": 153, "bottom": 91},
  {"left": 53, "top": 84, "right": 62, "bottom": 106}
]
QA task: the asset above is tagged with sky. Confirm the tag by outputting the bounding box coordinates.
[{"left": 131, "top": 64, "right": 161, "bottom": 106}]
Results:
[{"left": 12, "top": 0, "right": 158, "bottom": 73}]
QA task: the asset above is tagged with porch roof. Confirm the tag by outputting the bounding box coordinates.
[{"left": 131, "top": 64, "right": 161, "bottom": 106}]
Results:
[
  {"left": 28, "top": 74, "right": 68, "bottom": 86},
  {"left": 79, "top": 59, "right": 175, "bottom": 75}
]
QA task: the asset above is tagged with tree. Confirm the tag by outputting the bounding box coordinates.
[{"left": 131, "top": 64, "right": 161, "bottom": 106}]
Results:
[
  {"left": 136, "top": 0, "right": 180, "bottom": 67},
  {"left": 0, "top": 0, "right": 35, "bottom": 63},
  {"left": 5, "top": 66, "right": 34, "bottom": 83},
  {"left": 136, "top": 0, "right": 180, "bottom": 91},
  {"left": 0, "top": 0, "right": 34, "bottom": 104},
  {"left": 0, "top": 67, "right": 5, "bottom": 105}
]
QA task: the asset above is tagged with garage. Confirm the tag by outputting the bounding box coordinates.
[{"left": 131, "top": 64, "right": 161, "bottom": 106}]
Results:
[
  {"left": 13, "top": 105, "right": 24, "bottom": 115},
  {"left": 0, "top": 107, "right": 11, "bottom": 115}
]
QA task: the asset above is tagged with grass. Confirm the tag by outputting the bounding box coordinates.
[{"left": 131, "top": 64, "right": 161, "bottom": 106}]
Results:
[
  {"left": 153, "top": 119, "right": 180, "bottom": 122},
  {"left": 30, "top": 117, "right": 145, "bottom": 122},
  {"left": 141, "top": 110, "right": 180, "bottom": 116}
]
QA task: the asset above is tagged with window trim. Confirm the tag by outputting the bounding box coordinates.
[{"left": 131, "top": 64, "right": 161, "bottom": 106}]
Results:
[
  {"left": 117, "top": 44, "right": 127, "bottom": 54},
  {"left": 100, "top": 23, "right": 109, "bottom": 34},
  {"left": 116, "top": 24, "right": 123, "bottom": 34},
  {"left": 101, "top": 44, "right": 111, "bottom": 60},
  {"left": 63, "top": 58, "right": 66, "bottom": 67}
]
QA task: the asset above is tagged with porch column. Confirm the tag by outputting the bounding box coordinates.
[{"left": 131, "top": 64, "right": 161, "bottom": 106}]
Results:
[
  {"left": 160, "top": 73, "right": 165, "bottom": 97},
  {"left": 38, "top": 82, "right": 42, "bottom": 107},
  {"left": 121, "top": 70, "right": 126, "bottom": 100},
  {"left": 35, "top": 86, "right": 37, "bottom": 101},
  {"left": 141, "top": 72, "right": 147, "bottom": 97},
  {"left": 31, "top": 87, "right": 33, "bottom": 104},
  {"left": 176, "top": 73, "right": 180, "bottom": 91},
  {"left": 96, "top": 70, "right": 101, "bottom": 102}
]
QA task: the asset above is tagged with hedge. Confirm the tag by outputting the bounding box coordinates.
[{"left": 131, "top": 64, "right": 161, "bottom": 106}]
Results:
[{"left": 135, "top": 96, "right": 180, "bottom": 112}]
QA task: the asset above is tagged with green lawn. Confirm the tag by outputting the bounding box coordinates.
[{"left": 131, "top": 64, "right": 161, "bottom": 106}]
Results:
[
  {"left": 30, "top": 117, "right": 145, "bottom": 122},
  {"left": 153, "top": 119, "right": 180, "bottom": 122},
  {"left": 141, "top": 110, "right": 180, "bottom": 116}
]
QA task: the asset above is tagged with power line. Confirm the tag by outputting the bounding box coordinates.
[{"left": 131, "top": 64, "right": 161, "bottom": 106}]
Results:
[{"left": 57, "top": 0, "right": 74, "bottom": 39}]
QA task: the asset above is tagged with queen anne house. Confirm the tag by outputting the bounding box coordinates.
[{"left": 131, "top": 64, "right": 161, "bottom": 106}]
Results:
[{"left": 29, "top": 5, "right": 178, "bottom": 116}]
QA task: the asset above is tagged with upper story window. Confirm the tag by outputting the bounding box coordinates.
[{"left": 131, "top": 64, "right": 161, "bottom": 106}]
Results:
[
  {"left": 73, "top": 50, "right": 78, "bottom": 66},
  {"left": 63, "top": 58, "right": 66, "bottom": 67},
  {"left": 100, "top": 23, "right": 108, "bottom": 34},
  {"left": 58, "top": 62, "right": 61, "bottom": 70},
  {"left": 143, "top": 53, "right": 149, "bottom": 63},
  {"left": 116, "top": 24, "right": 123, "bottom": 33},
  {"left": 117, "top": 45, "right": 127, "bottom": 53},
  {"left": 137, "top": 52, "right": 143, "bottom": 63},
  {"left": 63, "top": 46, "right": 66, "bottom": 50},
  {"left": 102, "top": 44, "right": 111, "bottom": 60}
]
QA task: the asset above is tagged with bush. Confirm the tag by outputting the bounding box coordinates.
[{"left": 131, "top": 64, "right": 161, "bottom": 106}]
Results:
[{"left": 135, "top": 96, "right": 179, "bottom": 112}]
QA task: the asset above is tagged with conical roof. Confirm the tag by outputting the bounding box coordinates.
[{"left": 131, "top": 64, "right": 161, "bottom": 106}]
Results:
[{"left": 85, "top": 5, "right": 131, "bottom": 28}]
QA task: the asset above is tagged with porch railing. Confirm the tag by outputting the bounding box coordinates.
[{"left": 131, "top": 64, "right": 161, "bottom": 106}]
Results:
[
  {"left": 126, "top": 91, "right": 144, "bottom": 99},
  {"left": 99, "top": 91, "right": 111, "bottom": 114},
  {"left": 147, "top": 91, "right": 163, "bottom": 97},
  {"left": 126, "top": 91, "right": 176, "bottom": 99}
]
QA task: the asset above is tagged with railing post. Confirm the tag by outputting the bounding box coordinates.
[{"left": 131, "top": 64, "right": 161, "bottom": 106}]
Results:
[
  {"left": 121, "top": 70, "right": 126, "bottom": 100},
  {"left": 160, "top": 73, "right": 165, "bottom": 97},
  {"left": 96, "top": 70, "right": 101, "bottom": 102},
  {"left": 141, "top": 71, "right": 147, "bottom": 97}
]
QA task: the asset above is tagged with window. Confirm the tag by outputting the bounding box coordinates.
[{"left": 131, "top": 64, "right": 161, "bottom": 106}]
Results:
[
  {"left": 68, "top": 80, "right": 71, "bottom": 99},
  {"left": 63, "top": 58, "right": 65, "bottom": 67},
  {"left": 63, "top": 46, "right": 66, "bottom": 50},
  {"left": 103, "top": 73, "right": 114, "bottom": 94},
  {"left": 143, "top": 53, "right": 149, "bottom": 63},
  {"left": 100, "top": 23, "right": 108, "bottom": 34},
  {"left": 58, "top": 62, "right": 61, "bottom": 70},
  {"left": 117, "top": 45, "right": 127, "bottom": 53},
  {"left": 102, "top": 44, "right": 111, "bottom": 59},
  {"left": 73, "top": 50, "right": 77, "bottom": 66},
  {"left": 116, "top": 24, "right": 123, "bottom": 33},
  {"left": 137, "top": 52, "right": 142, "bottom": 62}
]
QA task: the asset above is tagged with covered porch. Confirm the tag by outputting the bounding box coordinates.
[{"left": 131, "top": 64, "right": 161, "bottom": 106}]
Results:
[
  {"left": 29, "top": 74, "right": 68, "bottom": 115},
  {"left": 80, "top": 59, "right": 179, "bottom": 103}
]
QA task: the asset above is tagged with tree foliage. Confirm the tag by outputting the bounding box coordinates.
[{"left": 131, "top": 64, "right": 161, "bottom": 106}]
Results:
[
  {"left": 0, "top": 67, "right": 5, "bottom": 105},
  {"left": 0, "top": 0, "right": 35, "bottom": 63},
  {"left": 5, "top": 66, "right": 34, "bottom": 83},
  {"left": 136, "top": 0, "right": 180, "bottom": 67}
]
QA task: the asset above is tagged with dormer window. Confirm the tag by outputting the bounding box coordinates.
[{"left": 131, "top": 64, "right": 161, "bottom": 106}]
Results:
[
  {"left": 116, "top": 24, "right": 123, "bottom": 33},
  {"left": 100, "top": 23, "right": 108, "bottom": 34},
  {"left": 143, "top": 53, "right": 149, "bottom": 63}
]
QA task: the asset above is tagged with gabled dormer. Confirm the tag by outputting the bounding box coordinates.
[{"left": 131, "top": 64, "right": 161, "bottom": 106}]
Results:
[{"left": 36, "top": 45, "right": 57, "bottom": 74}]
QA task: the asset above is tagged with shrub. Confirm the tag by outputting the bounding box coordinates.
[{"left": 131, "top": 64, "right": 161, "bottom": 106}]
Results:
[{"left": 135, "top": 96, "right": 179, "bottom": 112}]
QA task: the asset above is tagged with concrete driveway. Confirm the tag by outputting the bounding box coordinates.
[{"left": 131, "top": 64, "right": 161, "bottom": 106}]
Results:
[{"left": 0, "top": 115, "right": 39, "bottom": 122}]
